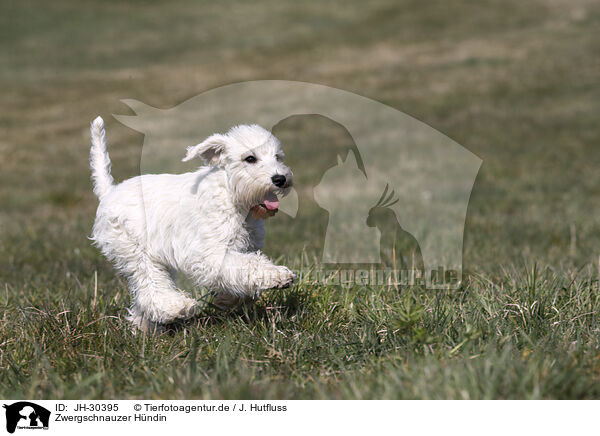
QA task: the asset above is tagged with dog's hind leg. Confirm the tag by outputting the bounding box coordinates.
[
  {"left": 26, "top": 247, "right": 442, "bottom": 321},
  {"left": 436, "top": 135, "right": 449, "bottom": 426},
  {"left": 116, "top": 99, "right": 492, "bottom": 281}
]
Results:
[{"left": 125, "top": 256, "right": 198, "bottom": 332}]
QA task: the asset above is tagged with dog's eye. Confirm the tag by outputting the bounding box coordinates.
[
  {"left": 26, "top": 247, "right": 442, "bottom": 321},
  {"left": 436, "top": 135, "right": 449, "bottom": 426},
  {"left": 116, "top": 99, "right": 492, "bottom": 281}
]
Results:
[
  {"left": 244, "top": 155, "right": 257, "bottom": 164},
  {"left": 276, "top": 154, "right": 283, "bottom": 161}
]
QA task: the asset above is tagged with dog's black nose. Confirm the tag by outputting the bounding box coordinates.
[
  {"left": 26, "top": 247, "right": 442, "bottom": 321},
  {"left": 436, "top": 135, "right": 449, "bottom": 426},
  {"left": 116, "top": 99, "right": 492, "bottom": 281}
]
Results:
[{"left": 271, "top": 174, "right": 286, "bottom": 188}]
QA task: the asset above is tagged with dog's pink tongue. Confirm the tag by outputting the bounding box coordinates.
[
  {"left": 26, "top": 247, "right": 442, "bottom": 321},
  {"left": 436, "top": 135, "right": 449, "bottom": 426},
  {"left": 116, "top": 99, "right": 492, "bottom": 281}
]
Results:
[{"left": 264, "top": 193, "right": 279, "bottom": 210}]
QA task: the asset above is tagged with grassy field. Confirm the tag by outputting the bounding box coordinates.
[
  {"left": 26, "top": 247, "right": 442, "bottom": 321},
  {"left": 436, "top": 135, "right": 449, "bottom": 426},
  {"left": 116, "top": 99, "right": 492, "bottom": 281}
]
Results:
[{"left": 1, "top": 0, "right": 600, "bottom": 399}]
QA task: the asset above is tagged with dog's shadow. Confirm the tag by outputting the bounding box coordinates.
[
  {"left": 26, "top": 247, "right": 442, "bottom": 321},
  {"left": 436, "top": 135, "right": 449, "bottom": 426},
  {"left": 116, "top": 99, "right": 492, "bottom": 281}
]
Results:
[{"left": 160, "top": 287, "right": 306, "bottom": 334}]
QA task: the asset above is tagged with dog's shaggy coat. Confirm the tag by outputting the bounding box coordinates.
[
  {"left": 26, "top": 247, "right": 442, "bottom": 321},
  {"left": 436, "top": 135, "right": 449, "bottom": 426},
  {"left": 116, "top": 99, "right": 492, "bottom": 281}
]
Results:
[{"left": 90, "top": 117, "right": 294, "bottom": 331}]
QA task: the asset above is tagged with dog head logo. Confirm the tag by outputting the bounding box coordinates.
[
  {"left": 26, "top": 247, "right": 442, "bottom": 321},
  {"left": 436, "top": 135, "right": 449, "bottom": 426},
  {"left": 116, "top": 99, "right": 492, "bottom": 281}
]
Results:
[
  {"left": 114, "top": 80, "right": 481, "bottom": 288},
  {"left": 3, "top": 402, "right": 50, "bottom": 434}
]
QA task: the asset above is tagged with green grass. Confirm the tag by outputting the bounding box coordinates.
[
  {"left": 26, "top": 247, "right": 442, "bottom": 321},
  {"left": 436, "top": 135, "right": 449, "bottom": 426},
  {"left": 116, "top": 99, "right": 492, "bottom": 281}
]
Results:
[
  {"left": 1, "top": 0, "right": 600, "bottom": 399},
  {"left": 3, "top": 266, "right": 600, "bottom": 398}
]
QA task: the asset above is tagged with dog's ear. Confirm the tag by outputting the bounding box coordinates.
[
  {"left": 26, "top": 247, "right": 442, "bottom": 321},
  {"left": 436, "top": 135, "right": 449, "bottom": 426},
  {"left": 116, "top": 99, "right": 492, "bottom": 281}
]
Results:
[{"left": 182, "top": 134, "right": 228, "bottom": 166}]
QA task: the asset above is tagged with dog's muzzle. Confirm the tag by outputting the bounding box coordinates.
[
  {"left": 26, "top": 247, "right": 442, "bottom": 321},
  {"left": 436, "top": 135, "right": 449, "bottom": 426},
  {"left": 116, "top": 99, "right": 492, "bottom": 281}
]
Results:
[
  {"left": 271, "top": 174, "right": 287, "bottom": 188},
  {"left": 251, "top": 192, "right": 280, "bottom": 219}
]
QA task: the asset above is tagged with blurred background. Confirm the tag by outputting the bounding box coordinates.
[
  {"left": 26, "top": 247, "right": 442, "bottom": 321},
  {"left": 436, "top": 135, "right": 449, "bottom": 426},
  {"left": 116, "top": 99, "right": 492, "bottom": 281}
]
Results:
[{"left": 2, "top": 0, "right": 598, "bottom": 287}]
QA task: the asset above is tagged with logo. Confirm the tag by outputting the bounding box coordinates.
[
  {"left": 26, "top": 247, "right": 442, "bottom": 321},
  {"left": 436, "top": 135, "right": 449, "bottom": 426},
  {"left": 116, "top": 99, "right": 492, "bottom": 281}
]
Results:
[
  {"left": 114, "top": 80, "right": 481, "bottom": 288},
  {"left": 3, "top": 402, "right": 50, "bottom": 433}
]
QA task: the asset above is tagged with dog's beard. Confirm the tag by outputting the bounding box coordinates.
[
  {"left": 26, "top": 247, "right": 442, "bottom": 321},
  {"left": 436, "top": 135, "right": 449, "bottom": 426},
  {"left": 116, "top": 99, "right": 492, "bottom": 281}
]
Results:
[
  {"left": 229, "top": 165, "right": 292, "bottom": 213},
  {"left": 229, "top": 174, "right": 291, "bottom": 218},
  {"left": 250, "top": 204, "right": 278, "bottom": 219},
  {"left": 249, "top": 191, "right": 280, "bottom": 219}
]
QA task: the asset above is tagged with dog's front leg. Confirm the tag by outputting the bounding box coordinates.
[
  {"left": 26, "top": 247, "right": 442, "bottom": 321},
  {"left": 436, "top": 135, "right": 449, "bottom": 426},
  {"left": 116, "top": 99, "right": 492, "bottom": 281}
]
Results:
[
  {"left": 197, "top": 251, "right": 295, "bottom": 299},
  {"left": 222, "top": 251, "right": 295, "bottom": 295}
]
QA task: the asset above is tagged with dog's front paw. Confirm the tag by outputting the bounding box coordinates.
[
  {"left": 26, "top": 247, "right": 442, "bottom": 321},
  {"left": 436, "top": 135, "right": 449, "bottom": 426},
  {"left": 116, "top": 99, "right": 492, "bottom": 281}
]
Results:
[
  {"left": 276, "top": 266, "right": 296, "bottom": 288},
  {"left": 260, "top": 265, "right": 295, "bottom": 290}
]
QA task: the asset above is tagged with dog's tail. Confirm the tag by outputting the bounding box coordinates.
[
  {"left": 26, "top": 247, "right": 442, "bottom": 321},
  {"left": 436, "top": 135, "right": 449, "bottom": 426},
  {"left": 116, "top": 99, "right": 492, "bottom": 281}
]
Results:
[{"left": 90, "top": 116, "right": 114, "bottom": 199}]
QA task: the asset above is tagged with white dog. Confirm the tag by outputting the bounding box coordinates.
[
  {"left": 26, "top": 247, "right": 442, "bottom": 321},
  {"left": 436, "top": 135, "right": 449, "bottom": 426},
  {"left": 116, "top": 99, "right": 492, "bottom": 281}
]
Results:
[{"left": 89, "top": 117, "right": 295, "bottom": 331}]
